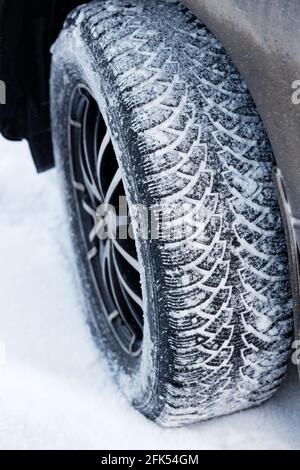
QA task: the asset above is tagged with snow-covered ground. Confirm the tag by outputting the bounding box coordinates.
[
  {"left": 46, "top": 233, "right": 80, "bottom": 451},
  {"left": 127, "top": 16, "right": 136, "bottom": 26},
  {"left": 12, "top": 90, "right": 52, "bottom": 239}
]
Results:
[{"left": 0, "top": 135, "right": 299, "bottom": 450}]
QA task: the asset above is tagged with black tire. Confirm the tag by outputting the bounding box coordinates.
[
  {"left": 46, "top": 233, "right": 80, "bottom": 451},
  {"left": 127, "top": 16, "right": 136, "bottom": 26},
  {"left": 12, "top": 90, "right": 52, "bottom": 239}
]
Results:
[{"left": 50, "top": 0, "right": 293, "bottom": 426}]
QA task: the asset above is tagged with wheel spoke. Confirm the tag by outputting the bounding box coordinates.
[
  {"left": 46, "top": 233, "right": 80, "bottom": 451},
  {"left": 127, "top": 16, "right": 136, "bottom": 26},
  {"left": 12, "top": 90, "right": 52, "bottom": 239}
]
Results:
[
  {"left": 89, "top": 217, "right": 105, "bottom": 243},
  {"left": 69, "top": 118, "right": 81, "bottom": 129},
  {"left": 79, "top": 145, "right": 101, "bottom": 203},
  {"left": 73, "top": 180, "right": 85, "bottom": 193},
  {"left": 82, "top": 200, "right": 96, "bottom": 219},
  {"left": 112, "top": 246, "right": 143, "bottom": 310},
  {"left": 105, "top": 167, "right": 122, "bottom": 205},
  {"left": 106, "top": 244, "right": 137, "bottom": 341},
  {"left": 94, "top": 112, "right": 101, "bottom": 162},
  {"left": 101, "top": 239, "right": 111, "bottom": 291},
  {"left": 81, "top": 95, "right": 102, "bottom": 203},
  {"left": 87, "top": 246, "right": 98, "bottom": 261},
  {"left": 107, "top": 310, "right": 119, "bottom": 323},
  {"left": 97, "top": 128, "right": 111, "bottom": 201},
  {"left": 112, "top": 237, "right": 140, "bottom": 273}
]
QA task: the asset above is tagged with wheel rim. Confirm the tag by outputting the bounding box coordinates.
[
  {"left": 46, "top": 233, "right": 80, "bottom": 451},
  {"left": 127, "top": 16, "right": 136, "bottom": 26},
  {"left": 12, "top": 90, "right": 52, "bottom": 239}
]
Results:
[{"left": 68, "top": 85, "right": 143, "bottom": 357}]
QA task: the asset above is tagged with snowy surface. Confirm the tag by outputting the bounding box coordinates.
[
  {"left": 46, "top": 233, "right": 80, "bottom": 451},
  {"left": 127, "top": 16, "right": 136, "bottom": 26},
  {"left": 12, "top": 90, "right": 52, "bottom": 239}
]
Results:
[{"left": 0, "top": 135, "right": 299, "bottom": 450}]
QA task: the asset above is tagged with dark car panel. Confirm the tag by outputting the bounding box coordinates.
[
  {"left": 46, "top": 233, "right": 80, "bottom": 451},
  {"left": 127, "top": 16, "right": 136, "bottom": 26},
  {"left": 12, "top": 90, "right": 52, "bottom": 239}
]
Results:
[{"left": 0, "top": 0, "right": 84, "bottom": 170}]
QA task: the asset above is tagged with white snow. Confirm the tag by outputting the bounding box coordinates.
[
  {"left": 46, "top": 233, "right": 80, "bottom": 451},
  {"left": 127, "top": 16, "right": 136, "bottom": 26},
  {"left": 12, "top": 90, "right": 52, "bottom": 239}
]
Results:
[{"left": 0, "top": 135, "right": 300, "bottom": 450}]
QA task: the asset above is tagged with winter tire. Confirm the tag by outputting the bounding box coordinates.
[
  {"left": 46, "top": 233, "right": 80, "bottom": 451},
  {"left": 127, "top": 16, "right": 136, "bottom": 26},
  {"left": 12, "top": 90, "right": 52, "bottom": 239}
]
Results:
[{"left": 51, "top": 0, "right": 293, "bottom": 426}]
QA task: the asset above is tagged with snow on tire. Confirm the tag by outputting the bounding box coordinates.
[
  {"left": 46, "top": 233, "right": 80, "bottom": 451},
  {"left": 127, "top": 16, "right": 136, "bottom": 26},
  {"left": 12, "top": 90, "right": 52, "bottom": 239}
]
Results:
[{"left": 51, "top": 0, "right": 293, "bottom": 426}]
